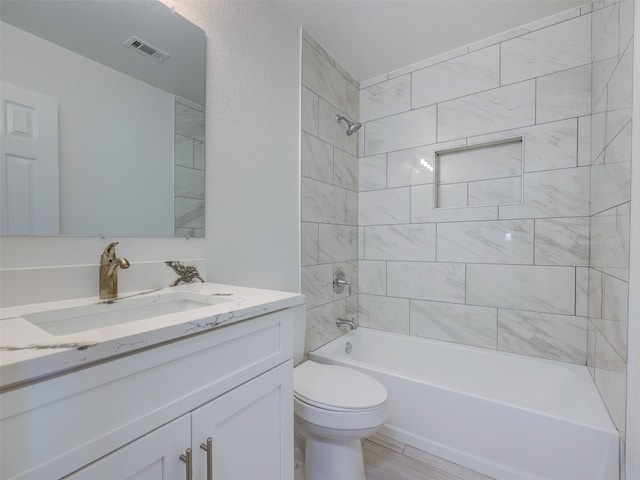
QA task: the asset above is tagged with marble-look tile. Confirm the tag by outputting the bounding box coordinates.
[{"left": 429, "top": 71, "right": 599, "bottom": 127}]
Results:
[
  {"left": 437, "top": 220, "right": 533, "bottom": 264},
  {"left": 607, "top": 49, "right": 634, "bottom": 112},
  {"left": 593, "top": 317, "right": 628, "bottom": 362},
  {"left": 587, "top": 320, "right": 596, "bottom": 377},
  {"left": 385, "top": 46, "right": 469, "bottom": 81},
  {"left": 358, "top": 294, "right": 410, "bottom": 334},
  {"left": 498, "top": 309, "right": 587, "bottom": 364},
  {"left": 359, "top": 155, "right": 387, "bottom": 191},
  {"left": 592, "top": 3, "right": 620, "bottom": 63},
  {"left": 333, "top": 261, "right": 358, "bottom": 300},
  {"left": 359, "top": 188, "right": 410, "bottom": 225},
  {"left": 534, "top": 217, "right": 589, "bottom": 266},
  {"left": 410, "top": 300, "right": 497, "bottom": 349},
  {"left": 358, "top": 226, "right": 365, "bottom": 260},
  {"left": 501, "top": 14, "right": 591, "bottom": 85},
  {"left": 606, "top": 108, "right": 633, "bottom": 146},
  {"left": 592, "top": 57, "right": 618, "bottom": 108},
  {"left": 302, "top": 40, "right": 346, "bottom": 112},
  {"left": 301, "top": 222, "right": 319, "bottom": 266},
  {"left": 619, "top": 0, "right": 634, "bottom": 56},
  {"left": 577, "top": 116, "right": 591, "bottom": 166},
  {"left": 174, "top": 166, "right": 204, "bottom": 199},
  {"left": 365, "top": 106, "right": 437, "bottom": 156},
  {"left": 576, "top": 266, "right": 589, "bottom": 317},
  {"left": 437, "top": 81, "right": 535, "bottom": 142},
  {"left": 305, "top": 299, "right": 347, "bottom": 352},
  {"left": 346, "top": 189, "right": 358, "bottom": 226},
  {"left": 175, "top": 134, "right": 194, "bottom": 168},
  {"left": 346, "top": 81, "right": 359, "bottom": 122},
  {"left": 359, "top": 73, "right": 390, "bottom": 90},
  {"left": 301, "top": 131, "right": 333, "bottom": 183},
  {"left": 437, "top": 140, "right": 522, "bottom": 184},
  {"left": 318, "top": 224, "right": 357, "bottom": 263},
  {"left": 467, "top": 176, "right": 522, "bottom": 207},
  {"left": 334, "top": 148, "right": 358, "bottom": 191},
  {"left": 411, "top": 45, "right": 500, "bottom": 108},
  {"left": 360, "top": 75, "right": 411, "bottom": 122},
  {"left": 301, "top": 264, "right": 334, "bottom": 309},
  {"left": 387, "top": 140, "right": 465, "bottom": 188},
  {"left": 302, "top": 86, "right": 319, "bottom": 136},
  {"left": 387, "top": 262, "right": 466, "bottom": 303},
  {"left": 466, "top": 264, "right": 575, "bottom": 314},
  {"left": 359, "top": 260, "right": 386, "bottom": 296},
  {"left": 590, "top": 161, "right": 631, "bottom": 215},
  {"left": 411, "top": 184, "right": 498, "bottom": 223},
  {"left": 365, "top": 224, "right": 436, "bottom": 261},
  {"left": 591, "top": 112, "right": 607, "bottom": 162},
  {"left": 536, "top": 65, "right": 591, "bottom": 123},
  {"left": 174, "top": 197, "right": 204, "bottom": 229},
  {"left": 437, "top": 183, "right": 467, "bottom": 208},
  {"left": 588, "top": 267, "right": 604, "bottom": 319},
  {"left": 301, "top": 177, "right": 345, "bottom": 224},
  {"left": 594, "top": 330, "right": 627, "bottom": 438},
  {"left": 522, "top": 119, "right": 578, "bottom": 171},
  {"left": 499, "top": 167, "right": 590, "bottom": 219},
  {"left": 175, "top": 102, "right": 204, "bottom": 141},
  {"left": 603, "top": 274, "right": 629, "bottom": 322},
  {"left": 318, "top": 99, "right": 358, "bottom": 157},
  {"left": 194, "top": 141, "right": 204, "bottom": 170},
  {"left": 605, "top": 121, "right": 632, "bottom": 164}
]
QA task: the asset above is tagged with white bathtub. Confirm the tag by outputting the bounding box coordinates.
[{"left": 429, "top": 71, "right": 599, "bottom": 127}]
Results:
[{"left": 310, "top": 328, "right": 619, "bottom": 480}]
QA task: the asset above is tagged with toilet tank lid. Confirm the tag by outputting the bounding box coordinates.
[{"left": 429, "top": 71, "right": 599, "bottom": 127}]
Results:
[{"left": 294, "top": 361, "right": 387, "bottom": 410}]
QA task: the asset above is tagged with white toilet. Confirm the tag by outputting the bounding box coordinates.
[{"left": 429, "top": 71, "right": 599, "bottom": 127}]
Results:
[{"left": 293, "top": 312, "right": 388, "bottom": 480}]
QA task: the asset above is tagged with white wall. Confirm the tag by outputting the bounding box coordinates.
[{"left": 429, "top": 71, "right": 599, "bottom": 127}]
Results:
[
  {"left": 1, "top": 22, "right": 175, "bottom": 237},
  {"left": 169, "top": 0, "right": 301, "bottom": 294}
]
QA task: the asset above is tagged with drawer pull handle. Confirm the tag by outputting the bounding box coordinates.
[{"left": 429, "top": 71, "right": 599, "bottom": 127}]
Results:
[
  {"left": 179, "top": 447, "right": 193, "bottom": 480},
  {"left": 200, "top": 437, "right": 213, "bottom": 480}
]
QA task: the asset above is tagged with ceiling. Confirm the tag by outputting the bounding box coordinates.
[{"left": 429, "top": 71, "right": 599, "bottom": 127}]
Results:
[{"left": 272, "top": 0, "right": 586, "bottom": 83}]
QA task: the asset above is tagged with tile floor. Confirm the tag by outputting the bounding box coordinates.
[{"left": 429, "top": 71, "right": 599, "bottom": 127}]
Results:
[{"left": 295, "top": 432, "right": 494, "bottom": 480}]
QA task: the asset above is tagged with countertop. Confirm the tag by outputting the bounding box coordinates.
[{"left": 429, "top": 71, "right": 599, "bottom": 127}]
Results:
[{"left": 0, "top": 283, "right": 305, "bottom": 390}]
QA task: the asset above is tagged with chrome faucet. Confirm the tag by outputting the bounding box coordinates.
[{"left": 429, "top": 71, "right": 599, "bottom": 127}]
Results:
[
  {"left": 99, "top": 241, "right": 130, "bottom": 300},
  {"left": 337, "top": 317, "right": 357, "bottom": 330}
]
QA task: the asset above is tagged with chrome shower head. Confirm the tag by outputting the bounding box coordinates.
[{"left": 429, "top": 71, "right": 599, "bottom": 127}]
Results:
[{"left": 336, "top": 114, "right": 361, "bottom": 136}]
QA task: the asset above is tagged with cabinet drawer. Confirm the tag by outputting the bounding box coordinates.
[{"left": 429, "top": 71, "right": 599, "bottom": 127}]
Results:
[{"left": 1, "top": 308, "right": 294, "bottom": 479}]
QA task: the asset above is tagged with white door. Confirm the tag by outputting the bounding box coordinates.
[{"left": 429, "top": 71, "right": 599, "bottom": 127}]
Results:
[
  {"left": 0, "top": 81, "right": 59, "bottom": 235},
  {"left": 192, "top": 362, "right": 294, "bottom": 480},
  {"left": 63, "top": 414, "right": 191, "bottom": 480}
]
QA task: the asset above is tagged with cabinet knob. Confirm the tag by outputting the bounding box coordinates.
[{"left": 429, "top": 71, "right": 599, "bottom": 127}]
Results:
[
  {"left": 200, "top": 437, "right": 213, "bottom": 480},
  {"left": 179, "top": 447, "right": 193, "bottom": 480}
]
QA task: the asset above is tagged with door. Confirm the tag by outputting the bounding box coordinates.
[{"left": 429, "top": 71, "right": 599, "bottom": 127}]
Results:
[
  {"left": 63, "top": 415, "right": 191, "bottom": 480},
  {"left": 0, "top": 81, "right": 59, "bottom": 234},
  {"left": 192, "top": 361, "right": 294, "bottom": 480}
]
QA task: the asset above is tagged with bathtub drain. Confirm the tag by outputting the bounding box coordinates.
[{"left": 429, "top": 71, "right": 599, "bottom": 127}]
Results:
[{"left": 345, "top": 342, "right": 352, "bottom": 354}]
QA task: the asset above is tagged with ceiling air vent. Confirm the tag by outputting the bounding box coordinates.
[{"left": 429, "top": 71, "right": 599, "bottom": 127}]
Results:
[{"left": 124, "top": 36, "right": 170, "bottom": 63}]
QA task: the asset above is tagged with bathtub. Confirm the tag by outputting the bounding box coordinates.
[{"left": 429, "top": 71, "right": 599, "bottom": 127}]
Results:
[{"left": 310, "top": 328, "right": 619, "bottom": 480}]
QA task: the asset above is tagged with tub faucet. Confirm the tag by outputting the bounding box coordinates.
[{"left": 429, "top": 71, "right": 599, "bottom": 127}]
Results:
[
  {"left": 99, "top": 241, "right": 130, "bottom": 300},
  {"left": 337, "top": 317, "right": 357, "bottom": 330}
]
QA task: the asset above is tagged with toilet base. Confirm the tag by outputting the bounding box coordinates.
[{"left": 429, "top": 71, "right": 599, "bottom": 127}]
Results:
[{"left": 304, "top": 434, "right": 365, "bottom": 480}]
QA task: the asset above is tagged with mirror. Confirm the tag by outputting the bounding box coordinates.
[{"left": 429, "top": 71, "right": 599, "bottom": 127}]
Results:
[{"left": 0, "top": 0, "right": 206, "bottom": 238}]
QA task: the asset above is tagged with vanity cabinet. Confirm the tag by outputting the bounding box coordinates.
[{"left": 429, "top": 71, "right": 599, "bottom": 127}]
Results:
[{"left": 0, "top": 305, "right": 300, "bottom": 480}]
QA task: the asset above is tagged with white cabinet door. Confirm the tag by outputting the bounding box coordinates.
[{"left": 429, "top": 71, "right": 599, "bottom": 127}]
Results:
[
  {"left": 64, "top": 415, "right": 191, "bottom": 480},
  {"left": 192, "top": 361, "right": 294, "bottom": 480}
]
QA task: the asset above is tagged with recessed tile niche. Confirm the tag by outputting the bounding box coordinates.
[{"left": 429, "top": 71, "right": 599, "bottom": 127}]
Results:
[{"left": 434, "top": 137, "right": 524, "bottom": 208}]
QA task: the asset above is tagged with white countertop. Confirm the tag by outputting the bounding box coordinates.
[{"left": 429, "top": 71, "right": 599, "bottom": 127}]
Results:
[{"left": 0, "top": 283, "right": 305, "bottom": 389}]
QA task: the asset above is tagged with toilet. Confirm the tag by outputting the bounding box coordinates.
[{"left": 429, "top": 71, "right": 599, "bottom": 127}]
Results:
[{"left": 293, "top": 309, "right": 388, "bottom": 480}]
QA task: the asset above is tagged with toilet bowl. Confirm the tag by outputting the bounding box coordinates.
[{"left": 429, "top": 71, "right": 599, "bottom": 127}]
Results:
[{"left": 294, "top": 360, "right": 388, "bottom": 480}]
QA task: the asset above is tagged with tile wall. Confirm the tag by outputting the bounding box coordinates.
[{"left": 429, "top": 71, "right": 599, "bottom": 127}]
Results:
[
  {"left": 588, "top": 0, "right": 634, "bottom": 470},
  {"left": 358, "top": 4, "right": 594, "bottom": 365},
  {"left": 300, "top": 32, "right": 360, "bottom": 352},
  {"left": 174, "top": 99, "right": 205, "bottom": 238}
]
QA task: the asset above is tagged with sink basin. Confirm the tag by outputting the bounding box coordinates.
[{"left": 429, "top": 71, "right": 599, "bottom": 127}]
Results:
[{"left": 22, "top": 291, "right": 233, "bottom": 336}]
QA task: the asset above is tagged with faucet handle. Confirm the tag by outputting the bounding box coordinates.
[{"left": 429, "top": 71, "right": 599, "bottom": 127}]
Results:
[{"left": 333, "top": 270, "right": 352, "bottom": 295}]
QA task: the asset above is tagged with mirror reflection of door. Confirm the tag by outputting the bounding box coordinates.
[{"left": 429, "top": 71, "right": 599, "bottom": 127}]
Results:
[{"left": 0, "top": 81, "right": 59, "bottom": 235}]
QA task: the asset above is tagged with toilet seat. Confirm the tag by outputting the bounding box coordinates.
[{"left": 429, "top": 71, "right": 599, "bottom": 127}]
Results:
[{"left": 294, "top": 361, "right": 387, "bottom": 412}]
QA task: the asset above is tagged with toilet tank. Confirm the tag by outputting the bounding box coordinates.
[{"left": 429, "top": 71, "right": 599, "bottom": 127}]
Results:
[{"left": 292, "top": 304, "right": 307, "bottom": 365}]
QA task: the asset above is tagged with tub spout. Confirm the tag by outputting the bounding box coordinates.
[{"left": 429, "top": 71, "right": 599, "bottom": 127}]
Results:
[{"left": 337, "top": 317, "right": 357, "bottom": 330}]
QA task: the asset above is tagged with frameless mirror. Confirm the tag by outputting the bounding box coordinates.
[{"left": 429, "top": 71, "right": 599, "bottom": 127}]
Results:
[{"left": 0, "top": 0, "right": 206, "bottom": 238}]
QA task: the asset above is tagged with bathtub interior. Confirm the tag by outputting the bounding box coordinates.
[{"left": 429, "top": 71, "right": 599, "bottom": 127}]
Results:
[{"left": 310, "top": 327, "right": 619, "bottom": 480}]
